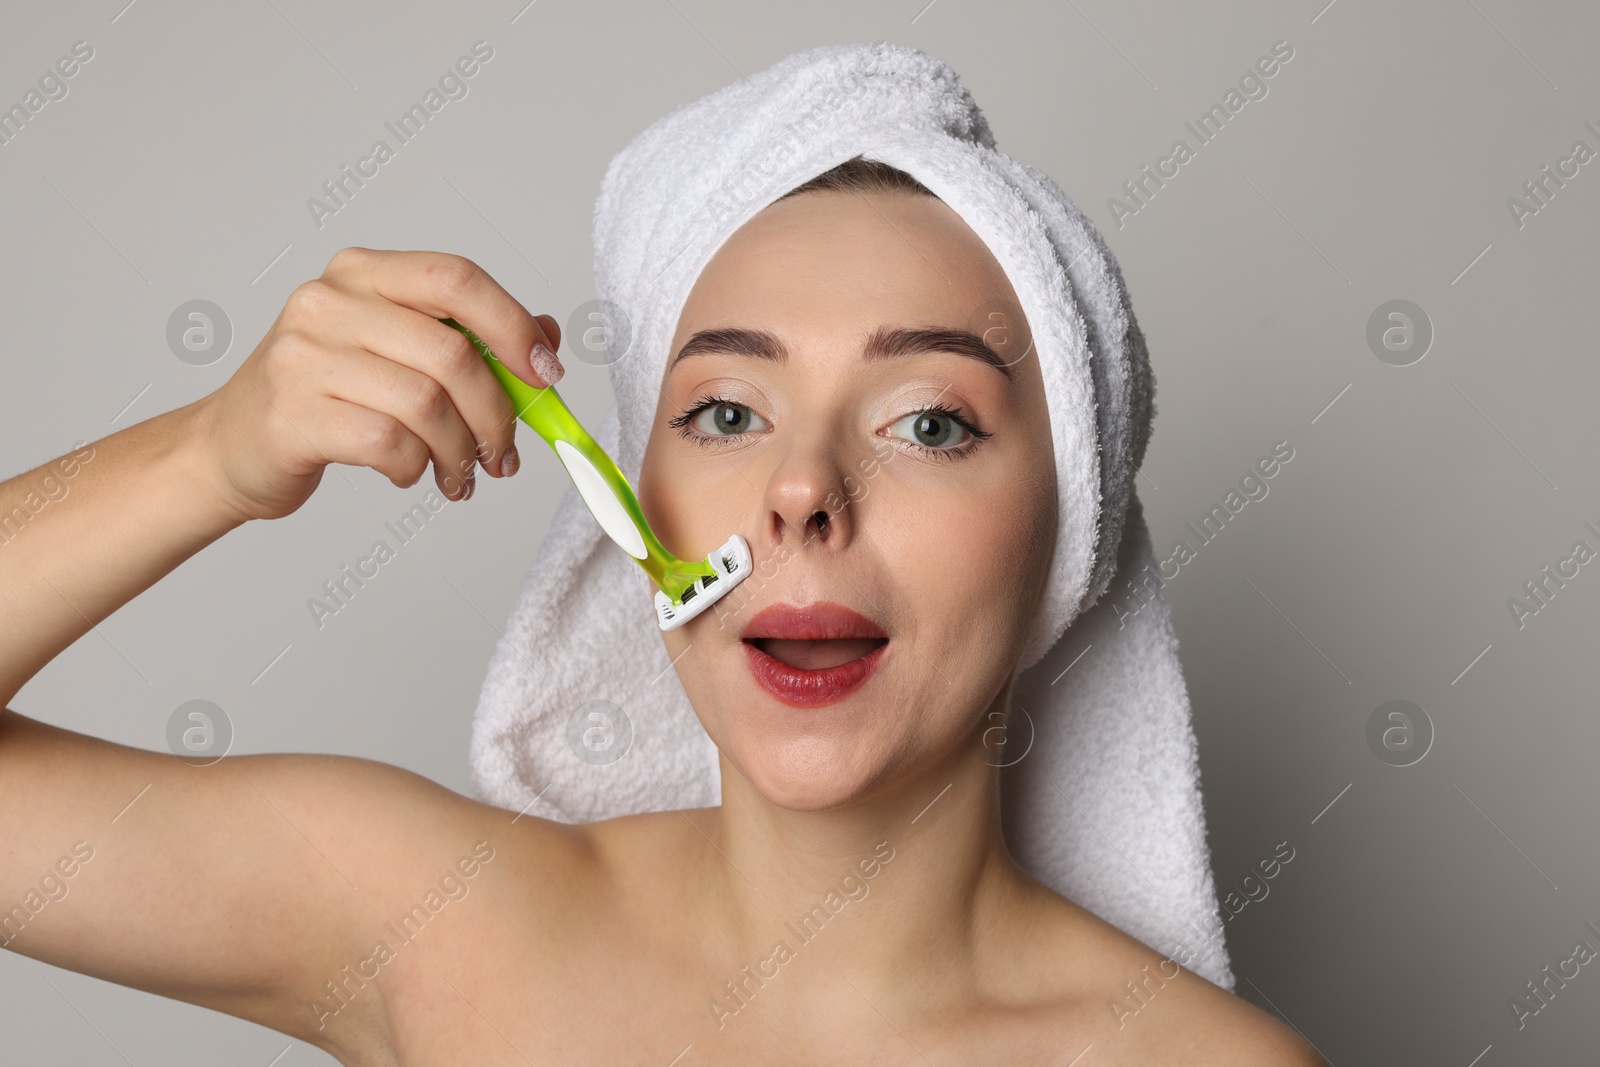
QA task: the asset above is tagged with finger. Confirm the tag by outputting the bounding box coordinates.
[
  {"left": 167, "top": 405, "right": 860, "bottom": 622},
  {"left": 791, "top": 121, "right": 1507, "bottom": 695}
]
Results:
[
  {"left": 306, "top": 394, "right": 436, "bottom": 492},
  {"left": 322, "top": 290, "right": 522, "bottom": 477},
  {"left": 322, "top": 247, "right": 563, "bottom": 391},
  {"left": 316, "top": 344, "right": 483, "bottom": 501}
]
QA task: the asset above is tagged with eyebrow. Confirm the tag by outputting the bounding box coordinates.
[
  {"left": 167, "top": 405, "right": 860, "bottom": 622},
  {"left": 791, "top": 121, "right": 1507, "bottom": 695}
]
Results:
[{"left": 668, "top": 324, "right": 1015, "bottom": 382}]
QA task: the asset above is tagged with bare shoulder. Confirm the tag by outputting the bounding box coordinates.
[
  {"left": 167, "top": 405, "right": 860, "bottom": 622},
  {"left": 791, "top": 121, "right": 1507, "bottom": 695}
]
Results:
[
  {"left": 272, "top": 751, "right": 589, "bottom": 880},
  {"left": 328, "top": 757, "right": 602, "bottom": 909},
  {"left": 1000, "top": 885, "right": 1326, "bottom": 1066},
  {"left": 410, "top": 797, "right": 699, "bottom": 924},
  {"left": 1124, "top": 964, "right": 1329, "bottom": 1065},
  {"left": 0, "top": 707, "right": 600, "bottom": 1061}
]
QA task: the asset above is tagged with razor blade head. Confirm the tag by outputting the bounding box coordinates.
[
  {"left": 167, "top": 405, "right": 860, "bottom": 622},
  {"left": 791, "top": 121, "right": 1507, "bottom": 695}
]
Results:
[{"left": 655, "top": 534, "right": 753, "bottom": 632}]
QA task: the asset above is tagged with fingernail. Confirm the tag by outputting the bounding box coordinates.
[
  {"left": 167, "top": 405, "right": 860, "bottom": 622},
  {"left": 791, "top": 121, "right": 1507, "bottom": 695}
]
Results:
[
  {"left": 463, "top": 474, "right": 475, "bottom": 501},
  {"left": 529, "top": 342, "right": 565, "bottom": 386},
  {"left": 500, "top": 445, "right": 520, "bottom": 478}
]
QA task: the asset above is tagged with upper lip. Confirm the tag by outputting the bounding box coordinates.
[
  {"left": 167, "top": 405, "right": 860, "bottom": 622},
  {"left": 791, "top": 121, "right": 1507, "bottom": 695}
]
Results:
[{"left": 739, "top": 601, "right": 889, "bottom": 642}]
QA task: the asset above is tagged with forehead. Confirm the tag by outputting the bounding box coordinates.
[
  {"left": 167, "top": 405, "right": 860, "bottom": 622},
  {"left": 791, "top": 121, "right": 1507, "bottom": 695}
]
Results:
[{"left": 676, "top": 191, "right": 1023, "bottom": 333}]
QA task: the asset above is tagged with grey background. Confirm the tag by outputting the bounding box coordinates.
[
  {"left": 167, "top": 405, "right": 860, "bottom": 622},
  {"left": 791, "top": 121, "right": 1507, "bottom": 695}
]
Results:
[{"left": 2, "top": 0, "right": 1596, "bottom": 1063}]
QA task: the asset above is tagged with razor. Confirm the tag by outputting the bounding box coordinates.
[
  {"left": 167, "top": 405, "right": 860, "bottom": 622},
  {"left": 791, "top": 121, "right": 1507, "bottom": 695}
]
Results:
[{"left": 440, "top": 317, "right": 752, "bottom": 631}]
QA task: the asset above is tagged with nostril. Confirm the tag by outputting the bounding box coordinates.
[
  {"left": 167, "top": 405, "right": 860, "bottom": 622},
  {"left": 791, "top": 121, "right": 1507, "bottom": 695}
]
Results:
[{"left": 809, "top": 509, "right": 830, "bottom": 539}]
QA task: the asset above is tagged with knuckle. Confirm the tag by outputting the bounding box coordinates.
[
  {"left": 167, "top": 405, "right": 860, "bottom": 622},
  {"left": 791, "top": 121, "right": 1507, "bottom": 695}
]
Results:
[
  {"left": 408, "top": 376, "right": 451, "bottom": 422},
  {"left": 284, "top": 279, "right": 337, "bottom": 323},
  {"left": 435, "top": 326, "right": 478, "bottom": 374},
  {"left": 269, "top": 326, "right": 316, "bottom": 367},
  {"left": 360, "top": 413, "right": 406, "bottom": 456},
  {"left": 326, "top": 245, "right": 369, "bottom": 275},
  {"left": 427, "top": 253, "right": 480, "bottom": 298}
]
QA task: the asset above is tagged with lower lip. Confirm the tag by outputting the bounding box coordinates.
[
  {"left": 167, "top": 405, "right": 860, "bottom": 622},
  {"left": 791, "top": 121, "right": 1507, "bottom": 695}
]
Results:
[{"left": 741, "top": 639, "right": 889, "bottom": 708}]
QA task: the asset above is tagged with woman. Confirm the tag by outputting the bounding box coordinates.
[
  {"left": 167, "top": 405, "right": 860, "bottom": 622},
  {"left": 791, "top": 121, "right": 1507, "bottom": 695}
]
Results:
[{"left": 0, "top": 62, "right": 1325, "bottom": 1067}]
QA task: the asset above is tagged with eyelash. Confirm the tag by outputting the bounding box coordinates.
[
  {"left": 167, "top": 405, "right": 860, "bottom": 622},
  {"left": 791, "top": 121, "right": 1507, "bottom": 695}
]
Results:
[{"left": 667, "top": 393, "right": 993, "bottom": 462}]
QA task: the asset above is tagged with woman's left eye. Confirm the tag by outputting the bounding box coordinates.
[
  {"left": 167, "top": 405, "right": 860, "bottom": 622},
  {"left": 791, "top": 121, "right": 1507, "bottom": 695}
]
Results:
[
  {"left": 885, "top": 404, "right": 992, "bottom": 460},
  {"left": 887, "top": 409, "right": 970, "bottom": 450}
]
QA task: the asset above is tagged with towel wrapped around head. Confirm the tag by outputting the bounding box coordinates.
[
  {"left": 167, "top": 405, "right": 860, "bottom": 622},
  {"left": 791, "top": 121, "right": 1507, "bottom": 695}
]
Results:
[{"left": 468, "top": 40, "right": 1234, "bottom": 990}]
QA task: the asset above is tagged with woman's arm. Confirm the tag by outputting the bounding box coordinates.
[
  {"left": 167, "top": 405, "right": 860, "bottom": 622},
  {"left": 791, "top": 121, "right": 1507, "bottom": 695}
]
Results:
[
  {"left": 0, "top": 399, "right": 236, "bottom": 708},
  {"left": 0, "top": 247, "right": 566, "bottom": 1054}
]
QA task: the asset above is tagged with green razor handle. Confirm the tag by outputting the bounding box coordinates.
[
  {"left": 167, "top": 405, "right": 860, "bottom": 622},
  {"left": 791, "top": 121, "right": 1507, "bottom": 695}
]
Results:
[{"left": 439, "top": 317, "right": 751, "bottom": 627}]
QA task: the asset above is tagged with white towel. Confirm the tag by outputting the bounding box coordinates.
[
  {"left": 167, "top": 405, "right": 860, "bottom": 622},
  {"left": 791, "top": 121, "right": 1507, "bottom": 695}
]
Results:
[{"left": 468, "top": 41, "right": 1233, "bottom": 990}]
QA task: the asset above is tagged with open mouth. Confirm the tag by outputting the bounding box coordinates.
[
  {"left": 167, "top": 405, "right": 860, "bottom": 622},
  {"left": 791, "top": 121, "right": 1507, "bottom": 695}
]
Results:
[
  {"left": 738, "top": 600, "right": 892, "bottom": 707},
  {"left": 745, "top": 637, "right": 889, "bottom": 670},
  {"left": 740, "top": 636, "right": 890, "bottom": 708}
]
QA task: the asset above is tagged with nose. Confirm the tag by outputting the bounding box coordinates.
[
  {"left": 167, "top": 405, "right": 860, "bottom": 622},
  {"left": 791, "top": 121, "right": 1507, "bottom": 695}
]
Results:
[{"left": 759, "top": 430, "right": 865, "bottom": 554}]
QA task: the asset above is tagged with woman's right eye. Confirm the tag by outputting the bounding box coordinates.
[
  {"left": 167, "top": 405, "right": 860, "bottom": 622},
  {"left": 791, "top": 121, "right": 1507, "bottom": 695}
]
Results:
[{"left": 669, "top": 396, "right": 771, "bottom": 444}]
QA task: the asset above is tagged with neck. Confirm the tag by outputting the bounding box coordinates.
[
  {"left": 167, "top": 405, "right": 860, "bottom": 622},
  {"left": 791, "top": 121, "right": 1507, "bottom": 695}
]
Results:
[{"left": 702, "top": 675, "right": 1034, "bottom": 1021}]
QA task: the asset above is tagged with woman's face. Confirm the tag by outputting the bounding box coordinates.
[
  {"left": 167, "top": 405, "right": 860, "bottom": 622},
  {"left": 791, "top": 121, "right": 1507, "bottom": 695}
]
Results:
[{"left": 637, "top": 188, "right": 1057, "bottom": 811}]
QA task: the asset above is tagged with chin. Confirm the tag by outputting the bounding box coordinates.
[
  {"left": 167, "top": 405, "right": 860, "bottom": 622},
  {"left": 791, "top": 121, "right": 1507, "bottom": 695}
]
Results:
[{"left": 729, "top": 736, "right": 882, "bottom": 812}]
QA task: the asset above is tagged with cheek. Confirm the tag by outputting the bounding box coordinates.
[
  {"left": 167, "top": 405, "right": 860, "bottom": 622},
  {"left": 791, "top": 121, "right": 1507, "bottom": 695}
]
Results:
[
  {"left": 639, "top": 431, "right": 743, "bottom": 555},
  {"left": 887, "top": 463, "right": 1052, "bottom": 637},
  {"left": 638, "top": 432, "right": 693, "bottom": 546}
]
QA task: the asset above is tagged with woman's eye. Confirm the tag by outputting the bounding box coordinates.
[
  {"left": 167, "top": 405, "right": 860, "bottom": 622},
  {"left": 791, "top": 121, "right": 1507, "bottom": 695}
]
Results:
[
  {"left": 670, "top": 396, "right": 988, "bottom": 460},
  {"left": 886, "top": 410, "right": 972, "bottom": 450},
  {"left": 690, "top": 401, "right": 769, "bottom": 437}
]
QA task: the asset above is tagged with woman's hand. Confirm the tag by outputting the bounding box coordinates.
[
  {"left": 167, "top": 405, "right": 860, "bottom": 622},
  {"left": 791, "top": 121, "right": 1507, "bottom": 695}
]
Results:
[{"left": 192, "top": 247, "right": 564, "bottom": 523}]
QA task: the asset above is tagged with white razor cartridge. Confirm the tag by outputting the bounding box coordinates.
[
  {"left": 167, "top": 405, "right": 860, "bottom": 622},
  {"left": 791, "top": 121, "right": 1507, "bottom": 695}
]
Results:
[{"left": 655, "top": 534, "right": 753, "bottom": 632}]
